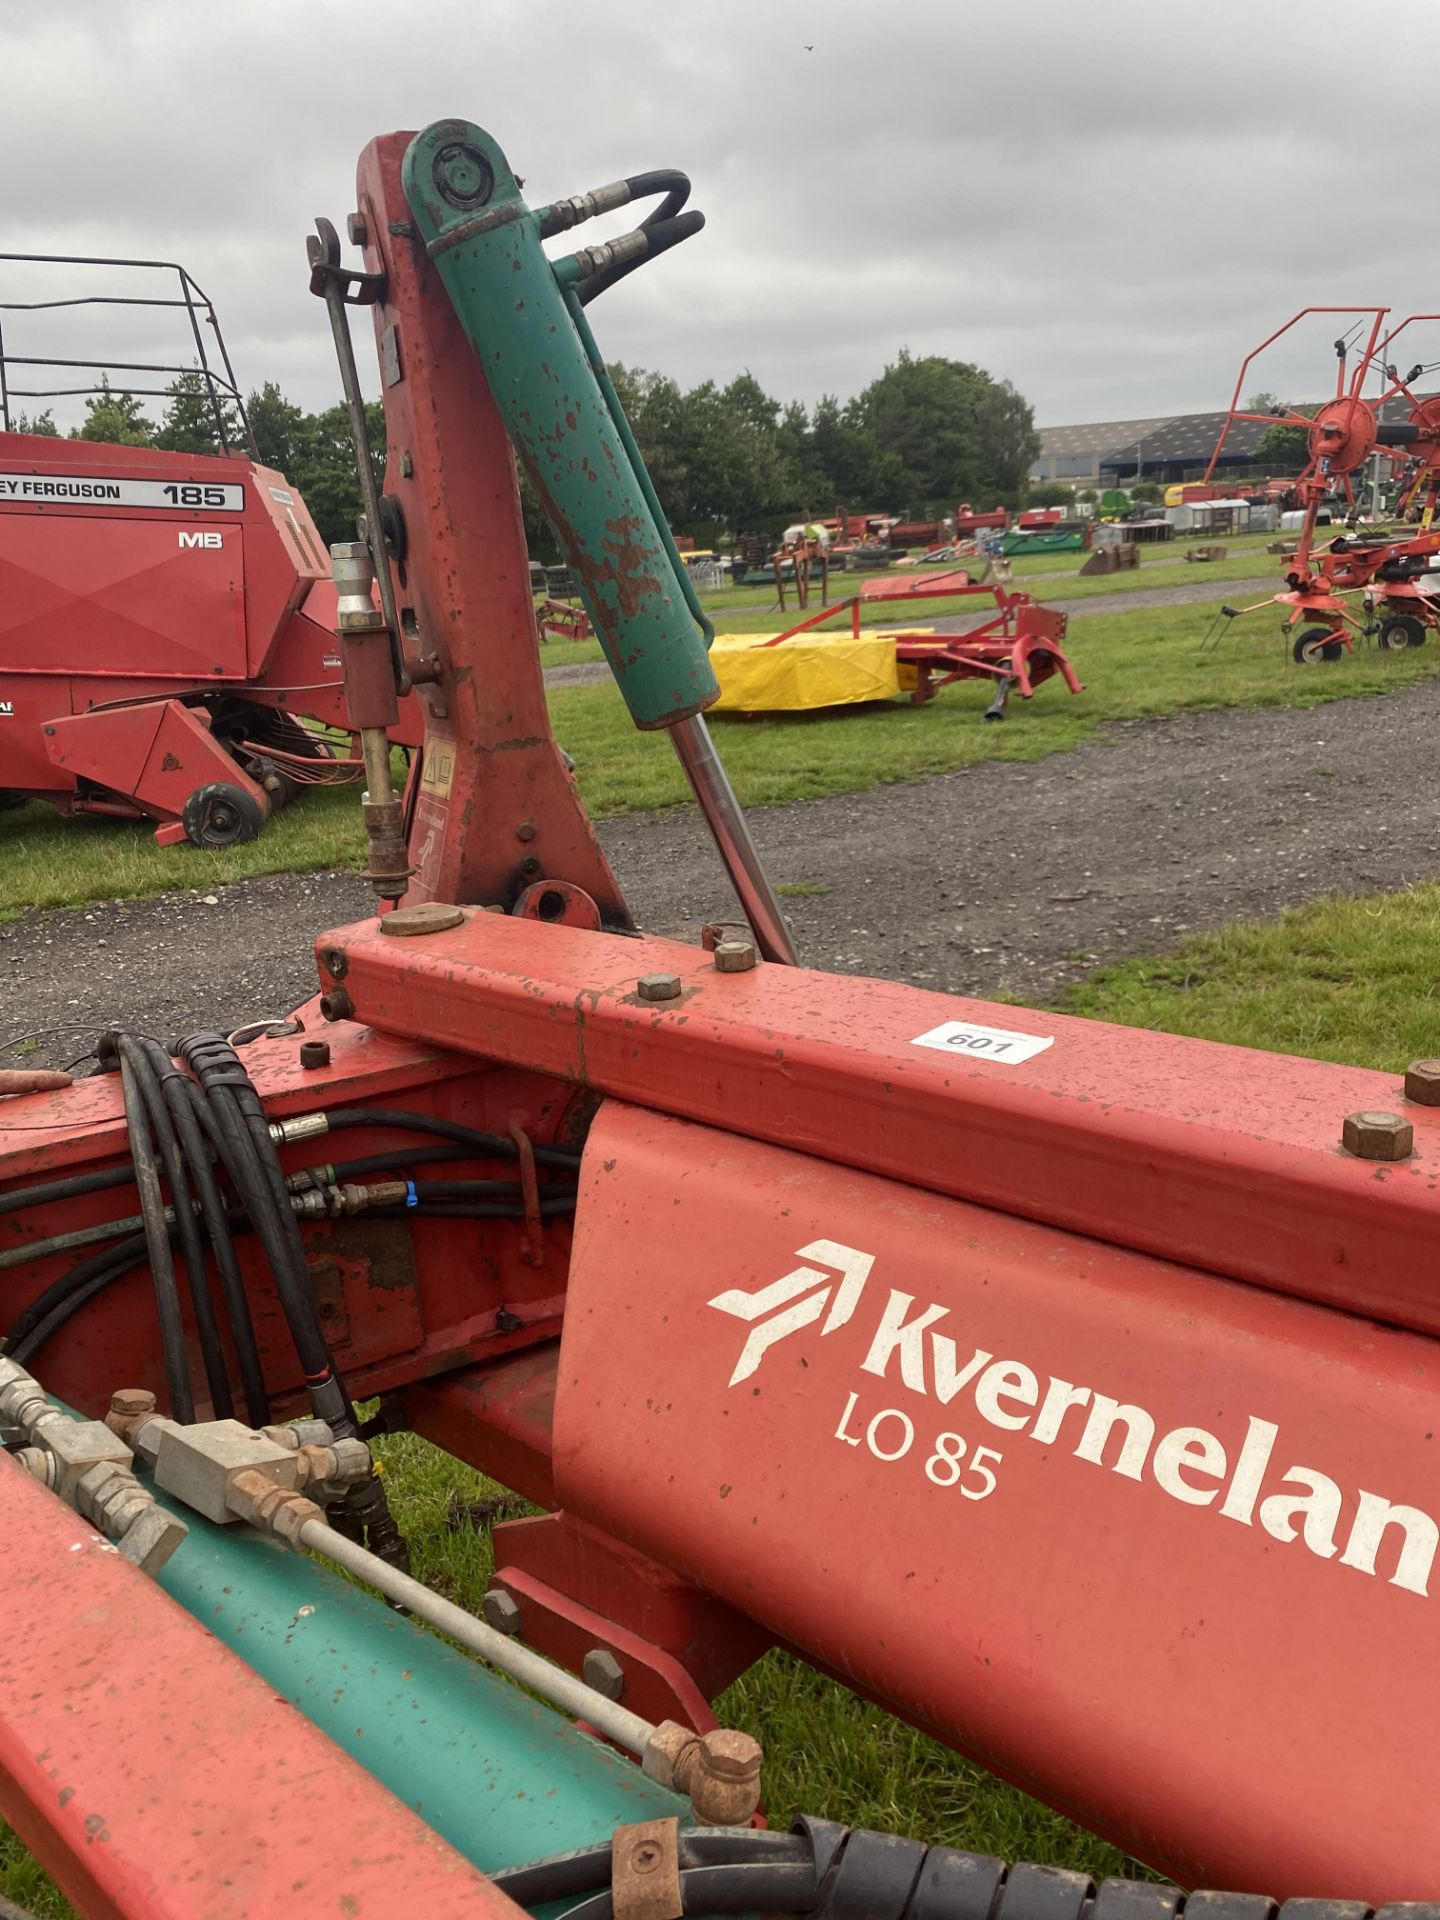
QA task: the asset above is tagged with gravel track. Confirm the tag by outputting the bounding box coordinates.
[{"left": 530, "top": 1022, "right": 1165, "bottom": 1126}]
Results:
[{"left": 5, "top": 677, "right": 1438, "bottom": 1070}]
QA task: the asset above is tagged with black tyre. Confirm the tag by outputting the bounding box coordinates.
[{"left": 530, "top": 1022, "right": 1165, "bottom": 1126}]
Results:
[
  {"left": 1378, "top": 613, "right": 1427, "bottom": 652},
  {"left": 181, "top": 782, "right": 264, "bottom": 849},
  {"left": 1293, "top": 627, "right": 1344, "bottom": 665}
]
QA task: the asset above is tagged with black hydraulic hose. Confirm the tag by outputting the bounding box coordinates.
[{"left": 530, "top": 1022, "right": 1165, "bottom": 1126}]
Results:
[
  {"left": 301, "top": 1144, "right": 473, "bottom": 1183},
  {"left": 119, "top": 1037, "right": 232, "bottom": 1419},
  {"left": 116, "top": 1051, "right": 194, "bottom": 1424},
  {"left": 370, "top": 1197, "right": 574, "bottom": 1220},
  {"left": 499, "top": 1819, "right": 1438, "bottom": 1920},
  {"left": 576, "top": 169, "right": 695, "bottom": 307},
  {"left": 0, "top": 1161, "right": 135, "bottom": 1218},
  {"left": 319, "top": 1108, "right": 581, "bottom": 1170},
  {"left": 141, "top": 1040, "right": 268, "bottom": 1427},
  {"left": 493, "top": 1830, "right": 811, "bottom": 1908},
  {"left": 7, "top": 1199, "right": 537, "bottom": 1369}
]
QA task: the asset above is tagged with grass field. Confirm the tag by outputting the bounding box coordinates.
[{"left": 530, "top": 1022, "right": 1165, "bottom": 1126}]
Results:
[{"left": 4, "top": 588, "right": 1438, "bottom": 921}]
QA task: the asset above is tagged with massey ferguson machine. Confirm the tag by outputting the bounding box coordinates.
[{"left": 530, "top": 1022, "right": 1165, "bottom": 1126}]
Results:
[
  {"left": 0, "top": 255, "right": 419, "bottom": 845},
  {"left": 2, "top": 123, "right": 1440, "bottom": 1919}
]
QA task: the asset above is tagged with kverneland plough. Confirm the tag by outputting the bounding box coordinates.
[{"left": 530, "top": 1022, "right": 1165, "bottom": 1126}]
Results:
[{"left": 2, "top": 120, "right": 1439, "bottom": 1920}]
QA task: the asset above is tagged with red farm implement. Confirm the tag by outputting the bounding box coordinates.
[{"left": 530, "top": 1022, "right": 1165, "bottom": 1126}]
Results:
[
  {"left": 0, "top": 255, "right": 420, "bottom": 845},
  {"left": 1207, "top": 306, "right": 1440, "bottom": 661},
  {"left": 0, "top": 119, "right": 1438, "bottom": 1920}
]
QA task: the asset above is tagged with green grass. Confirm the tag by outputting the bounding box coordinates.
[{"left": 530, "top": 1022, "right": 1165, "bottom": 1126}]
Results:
[
  {"left": 1062, "top": 880, "right": 1440, "bottom": 1069},
  {"left": 549, "top": 597, "right": 1440, "bottom": 821},
  {"left": 6, "top": 596, "right": 1437, "bottom": 919},
  {"left": 776, "top": 880, "right": 831, "bottom": 898}
]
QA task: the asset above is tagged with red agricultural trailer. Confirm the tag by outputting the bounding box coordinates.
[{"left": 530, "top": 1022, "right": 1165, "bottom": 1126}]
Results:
[{"left": 0, "top": 256, "right": 420, "bottom": 845}]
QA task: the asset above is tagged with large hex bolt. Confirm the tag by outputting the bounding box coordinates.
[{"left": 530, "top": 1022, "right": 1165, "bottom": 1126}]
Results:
[
  {"left": 637, "top": 973, "right": 682, "bottom": 1004},
  {"left": 483, "top": 1589, "right": 523, "bottom": 1637},
  {"left": 582, "top": 1647, "right": 626, "bottom": 1700},
  {"left": 713, "top": 939, "right": 758, "bottom": 975},
  {"left": 1403, "top": 1059, "right": 1440, "bottom": 1107},
  {"left": 1342, "top": 1110, "right": 1413, "bottom": 1161}
]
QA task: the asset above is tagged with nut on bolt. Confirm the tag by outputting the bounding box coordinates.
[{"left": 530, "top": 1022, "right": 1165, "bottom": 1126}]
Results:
[
  {"left": 637, "top": 972, "right": 682, "bottom": 1004},
  {"left": 483, "top": 1589, "right": 523, "bottom": 1637},
  {"left": 319, "top": 987, "right": 355, "bottom": 1023},
  {"left": 299, "top": 1039, "right": 331, "bottom": 1071},
  {"left": 1404, "top": 1059, "right": 1440, "bottom": 1106},
  {"left": 582, "top": 1647, "right": 626, "bottom": 1699},
  {"left": 1342, "top": 1109, "right": 1413, "bottom": 1161},
  {"left": 713, "top": 939, "right": 757, "bottom": 974}
]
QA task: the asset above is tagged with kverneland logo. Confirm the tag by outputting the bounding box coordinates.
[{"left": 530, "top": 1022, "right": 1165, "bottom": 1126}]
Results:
[
  {"left": 708, "top": 1240, "right": 873, "bottom": 1385},
  {"left": 710, "top": 1240, "right": 1438, "bottom": 1599}
]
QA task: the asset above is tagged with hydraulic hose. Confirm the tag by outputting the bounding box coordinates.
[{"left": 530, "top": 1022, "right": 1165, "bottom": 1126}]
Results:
[
  {"left": 139, "top": 1039, "right": 268, "bottom": 1427},
  {"left": 116, "top": 1049, "right": 194, "bottom": 1424},
  {"left": 0, "top": 1162, "right": 135, "bottom": 1218},
  {"left": 497, "top": 1818, "right": 1428, "bottom": 1920},
  {"left": 312, "top": 1107, "right": 581, "bottom": 1170},
  {"left": 117, "top": 1036, "right": 232, "bottom": 1419}
]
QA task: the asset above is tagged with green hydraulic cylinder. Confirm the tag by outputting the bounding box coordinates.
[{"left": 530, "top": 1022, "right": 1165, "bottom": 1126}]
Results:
[
  {"left": 401, "top": 118, "right": 719, "bottom": 730},
  {"left": 153, "top": 1497, "right": 688, "bottom": 1884}
]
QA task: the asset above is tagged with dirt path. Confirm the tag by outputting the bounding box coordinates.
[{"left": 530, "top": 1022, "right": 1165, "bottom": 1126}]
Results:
[
  {"left": 541, "top": 575, "right": 1275, "bottom": 688},
  {"left": 6, "top": 677, "right": 1438, "bottom": 1071}
]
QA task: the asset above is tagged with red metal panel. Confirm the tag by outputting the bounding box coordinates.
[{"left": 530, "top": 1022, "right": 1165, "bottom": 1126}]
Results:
[
  {"left": 317, "top": 909, "right": 1440, "bottom": 1336},
  {"left": 0, "top": 514, "right": 245, "bottom": 680},
  {"left": 0, "top": 1460, "right": 524, "bottom": 1919},
  {"left": 555, "top": 1100, "right": 1440, "bottom": 1899},
  {"left": 43, "top": 698, "right": 268, "bottom": 827}
]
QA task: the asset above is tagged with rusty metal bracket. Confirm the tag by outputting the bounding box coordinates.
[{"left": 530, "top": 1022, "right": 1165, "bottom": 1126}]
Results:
[
  {"left": 610, "top": 1818, "right": 682, "bottom": 1920},
  {"left": 510, "top": 1122, "right": 544, "bottom": 1268}
]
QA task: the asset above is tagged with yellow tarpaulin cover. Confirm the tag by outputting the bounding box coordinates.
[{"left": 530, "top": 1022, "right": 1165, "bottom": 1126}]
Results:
[{"left": 708, "top": 630, "right": 931, "bottom": 711}]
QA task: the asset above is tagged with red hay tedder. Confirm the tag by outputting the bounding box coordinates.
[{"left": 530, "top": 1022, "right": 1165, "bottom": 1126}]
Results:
[{"left": 0, "top": 256, "right": 420, "bottom": 846}]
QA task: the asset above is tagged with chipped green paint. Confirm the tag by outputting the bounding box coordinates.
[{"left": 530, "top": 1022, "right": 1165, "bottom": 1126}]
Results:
[
  {"left": 154, "top": 1493, "right": 686, "bottom": 1882},
  {"left": 401, "top": 118, "right": 719, "bottom": 732}
]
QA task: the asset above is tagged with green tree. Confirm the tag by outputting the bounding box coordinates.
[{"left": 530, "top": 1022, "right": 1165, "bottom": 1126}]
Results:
[
  {"left": 276, "top": 400, "right": 387, "bottom": 549},
  {"left": 1131, "top": 480, "right": 1162, "bottom": 504},
  {"left": 245, "top": 380, "right": 308, "bottom": 475},
  {"left": 154, "top": 369, "right": 242, "bottom": 455},
  {"left": 1244, "top": 389, "right": 1285, "bottom": 415},
  {"left": 856, "top": 350, "right": 1039, "bottom": 510},
  {"left": 11, "top": 408, "right": 58, "bottom": 436},
  {"left": 1027, "top": 482, "right": 1075, "bottom": 507},
  {"left": 70, "top": 375, "right": 153, "bottom": 446},
  {"left": 1254, "top": 407, "right": 1314, "bottom": 473}
]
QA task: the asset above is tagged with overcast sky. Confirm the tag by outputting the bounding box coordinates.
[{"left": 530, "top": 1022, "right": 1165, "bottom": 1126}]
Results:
[{"left": 1, "top": 0, "right": 1433, "bottom": 438}]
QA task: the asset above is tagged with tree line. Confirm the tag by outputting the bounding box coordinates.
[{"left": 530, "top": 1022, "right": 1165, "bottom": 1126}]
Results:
[{"left": 13, "top": 347, "right": 1042, "bottom": 555}]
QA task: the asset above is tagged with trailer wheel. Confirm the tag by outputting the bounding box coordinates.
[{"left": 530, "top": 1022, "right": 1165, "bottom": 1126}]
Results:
[
  {"left": 1378, "top": 613, "right": 1427, "bottom": 652},
  {"left": 1293, "top": 627, "right": 1344, "bottom": 664},
  {"left": 181, "top": 782, "right": 264, "bottom": 849}
]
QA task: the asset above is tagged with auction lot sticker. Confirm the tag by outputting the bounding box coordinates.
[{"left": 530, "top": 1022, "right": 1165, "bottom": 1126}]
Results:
[{"left": 910, "top": 1019, "right": 1054, "bottom": 1065}]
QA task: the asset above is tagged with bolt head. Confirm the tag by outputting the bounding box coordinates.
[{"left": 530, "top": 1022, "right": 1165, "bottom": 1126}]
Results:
[
  {"left": 346, "top": 212, "right": 368, "bottom": 247},
  {"left": 637, "top": 972, "right": 682, "bottom": 1003},
  {"left": 299, "top": 1040, "right": 331, "bottom": 1071},
  {"left": 713, "top": 939, "right": 758, "bottom": 974},
  {"left": 1404, "top": 1059, "right": 1440, "bottom": 1106},
  {"left": 319, "top": 987, "right": 355, "bottom": 1024},
  {"left": 109, "top": 1389, "right": 156, "bottom": 1418},
  {"left": 1342, "top": 1109, "right": 1414, "bottom": 1161},
  {"left": 582, "top": 1647, "right": 626, "bottom": 1699},
  {"left": 483, "top": 1589, "right": 523, "bottom": 1637}
]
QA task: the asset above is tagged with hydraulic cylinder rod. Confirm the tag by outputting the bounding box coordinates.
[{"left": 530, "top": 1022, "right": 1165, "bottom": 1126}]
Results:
[{"left": 400, "top": 118, "right": 796, "bottom": 963}]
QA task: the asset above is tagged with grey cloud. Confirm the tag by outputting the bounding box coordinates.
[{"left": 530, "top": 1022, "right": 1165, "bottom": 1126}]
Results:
[{"left": 2, "top": 0, "right": 1433, "bottom": 436}]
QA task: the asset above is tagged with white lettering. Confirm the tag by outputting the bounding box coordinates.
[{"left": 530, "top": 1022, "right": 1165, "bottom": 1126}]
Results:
[
  {"left": 1030, "top": 1377, "right": 1092, "bottom": 1445},
  {"left": 1218, "top": 1416, "right": 1278, "bottom": 1524},
  {"left": 860, "top": 1290, "right": 948, "bottom": 1394},
  {"left": 1152, "top": 1426, "right": 1228, "bottom": 1507},
  {"left": 866, "top": 1408, "right": 915, "bottom": 1462},
  {"left": 833, "top": 1390, "right": 863, "bottom": 1447},
  {"left": 1260, "top": 1467, "right": 1343, "bottom": 1559},
  {"left": 930, "top": 1338, "right": 993, "bottom": 1406},
  {"left": 1075, "top": 1395, "right": 1154, "bottom": 1481},
  {"left": 973, "top": 1360, "right": 1040, "bottom": 1432},
  {"left": 1339, "top": 1491, "right": 1439, "bottom": 1596}
]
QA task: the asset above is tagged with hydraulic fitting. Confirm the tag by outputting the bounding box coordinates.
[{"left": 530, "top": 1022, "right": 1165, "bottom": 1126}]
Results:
[
  {"left": 139, "top": 1415, "right": 373, "bottom": 1525},
  {"left": 641, "top": 1721, "right": 763, "bottom": 1825}
]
